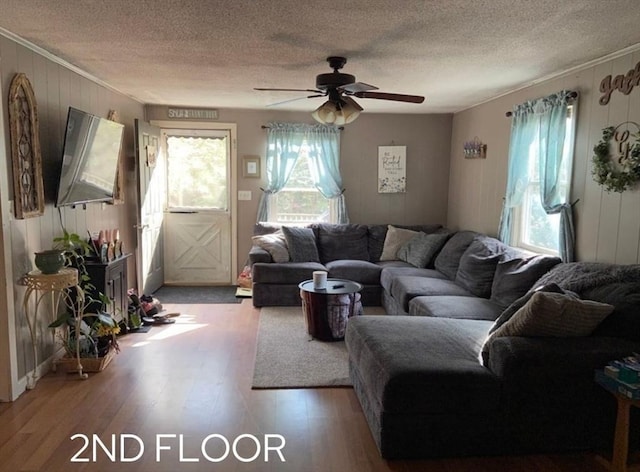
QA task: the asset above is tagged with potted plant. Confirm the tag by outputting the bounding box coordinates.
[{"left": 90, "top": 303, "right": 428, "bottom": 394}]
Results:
[
  {"left": 48, "top": 300, "right": 120, "bottom": 372},
  {"left": 48, "top": 230, "right": 121, "bottom": 372}
]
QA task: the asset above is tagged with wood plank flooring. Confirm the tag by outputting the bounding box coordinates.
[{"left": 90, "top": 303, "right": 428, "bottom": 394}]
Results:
[{"left": 0, "top": 300, "right": 612, "bottom": 471}]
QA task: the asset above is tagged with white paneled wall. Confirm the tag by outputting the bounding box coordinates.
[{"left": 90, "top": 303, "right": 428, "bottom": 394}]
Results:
[
  {"left": 448, "top": 48, "right": 640, "bottom": 264},
  {"left": 0, "top": 35, "right": 144, "bottom": 384}
]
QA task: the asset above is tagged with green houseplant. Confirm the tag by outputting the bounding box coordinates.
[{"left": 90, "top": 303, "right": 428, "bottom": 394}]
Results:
[{"left": 48, "top": 230, "right": 120, "bottom": 370}]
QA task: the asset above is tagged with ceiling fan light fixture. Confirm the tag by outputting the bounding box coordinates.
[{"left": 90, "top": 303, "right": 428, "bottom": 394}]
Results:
[
  {"left": 312, "top": 97, "right": 361, "bottom": 125},
  {"left": 312, "top": 100, "right": 338, "bottom": 124}
]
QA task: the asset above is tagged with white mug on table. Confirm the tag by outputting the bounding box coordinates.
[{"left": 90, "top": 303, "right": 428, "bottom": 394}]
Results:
[{"left": 313, "top": 271, "right": 328, "bottom": 289}]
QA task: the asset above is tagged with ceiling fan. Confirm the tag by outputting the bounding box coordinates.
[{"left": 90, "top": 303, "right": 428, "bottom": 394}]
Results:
[{"left": 254, "top": 56, "right": 425, "bottom": 125}]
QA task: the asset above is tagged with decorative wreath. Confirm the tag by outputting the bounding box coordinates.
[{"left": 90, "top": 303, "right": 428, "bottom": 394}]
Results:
[{"left": 592, "top": 124, "right": 640, "bottom": 193}]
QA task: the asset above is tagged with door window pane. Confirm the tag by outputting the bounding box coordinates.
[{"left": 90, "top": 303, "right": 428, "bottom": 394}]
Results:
[{"left": 166, "top": 135, "right": 228, "bottom": 210}]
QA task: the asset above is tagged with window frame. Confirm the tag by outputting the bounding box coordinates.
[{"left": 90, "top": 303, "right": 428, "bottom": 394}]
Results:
[{"left": 512, "top": 104, "right": 577, "bottom": 255}]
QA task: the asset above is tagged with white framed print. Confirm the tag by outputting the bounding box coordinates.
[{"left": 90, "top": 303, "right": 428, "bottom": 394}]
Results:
[
  {"left": 378, "top": 145, "right": 406, "bottom": 193},
  {"left": 242, "top": 155, "right": 261, "bottom": 178}
]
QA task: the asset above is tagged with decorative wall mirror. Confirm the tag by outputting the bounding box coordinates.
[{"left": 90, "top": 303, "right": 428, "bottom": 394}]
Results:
[{"left": 8, "top": 73, "right": 45, "bottom": 219}]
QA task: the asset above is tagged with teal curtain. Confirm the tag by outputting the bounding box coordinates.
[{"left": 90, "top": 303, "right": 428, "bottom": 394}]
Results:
[
  {"left": 305, "top": 124, "right": 348, "bottom": 223},
  {"left": 256, "top": 123, "right": 305, "bottom": 222},
  {"left": 538, "top": 91, "right": 575, "bottom": 262},
  {"left": 498, "top": 90, "right": 575, "bottom": 261},
  {"left": 256, "top": 122, "right": 348, "bottom": 223},
  {"left": 498, "top": 102, "right": 538, "bottom": 243}
]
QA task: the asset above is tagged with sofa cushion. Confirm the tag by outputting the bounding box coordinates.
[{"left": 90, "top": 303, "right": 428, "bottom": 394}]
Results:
[
  {"left": 367, "top": 224, "right": 443, "bottom": 262},
  {"left": 325, "top": 260, "right": 383, "bottom": 285},
  {"left": 251, "top": 230, "right": 289, "bottom": 263},
  {"left": 455, "top": 236, "right": 509, "bottom": 298},
  {"left": 379, "top": 225, "right": 419, "bottom": 261},
  {"left": 483, "top": 291, "right": 614, "bottom": 361},
  {"left": 409, "top": 296, "right": 503, "bottom": 321},
  {"left": 390, "top": 276, "right": 474, "bottom": 312},
  {"left": 397, "top": 232, "right": 450, "bottom": 268},
  {"left": 490, "top": 255, "right": 561, "bottom": 308},
  {"left": 585, "top": 282, "right": 640, "bottom": 342},
  {"left": 282, "top": 226, "right": 320, "bottom": 262},
  {"left": 380, "top": 266, "right": 447, "bottom": 292},
  {"left": 346, "top": 316, "right": 500, "bottom": 414},
  {"left": 251, "top": 261, "right": 326, "bottom": 284},
  {"left": 314, "top": 223, "right": 369, "bottom": 263},
  {"left": 434, "top": 231, "right": 479, "bottom": 280}
]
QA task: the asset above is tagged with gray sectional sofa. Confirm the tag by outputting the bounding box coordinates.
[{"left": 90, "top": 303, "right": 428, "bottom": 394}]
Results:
[
  {"left": 249, "top": 222, "right": 443, "bottom": 307},
  {"left": 248, "top": 223, "right": 640, "bottom": 459}
]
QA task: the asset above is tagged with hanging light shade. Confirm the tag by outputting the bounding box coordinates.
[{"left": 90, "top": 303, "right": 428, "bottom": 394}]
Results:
[
  {"left": 312, "top": 101, "right": 338, "bottom": 124},
  {"left": 312, "top": 95, "right": 362, "bottom": 125}
]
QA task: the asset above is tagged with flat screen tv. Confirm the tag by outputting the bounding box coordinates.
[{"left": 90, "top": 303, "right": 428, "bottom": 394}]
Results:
[{"left": 56, "top": 107, "right": 124, "bottom": 207}]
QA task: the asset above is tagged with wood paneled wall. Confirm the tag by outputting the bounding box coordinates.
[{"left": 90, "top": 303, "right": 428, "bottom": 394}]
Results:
[
  {"left": 0, "top": 36, "right": 145, "bottom": 386},
  {"left": 448, "top": 48, "right": 640, "bottom": 264}
]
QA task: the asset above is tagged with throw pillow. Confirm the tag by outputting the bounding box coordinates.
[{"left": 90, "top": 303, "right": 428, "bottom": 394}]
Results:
[
  {"left": 489, "top": 282, "right": 566, "bottom": 335},
  {"left": 397, "top": 232, "right": 450, "bottom": 268},
  {"left": 379, "top": 225, "right": 418, "bottom": 261},
  {"left": 483, "top": 291, "right": 614, "bottom": 357},
  {"left": 281, "top": 226, "right": 320, "bottom": 262},
  {"left": 490, "top": 255, "right": 562, "bottom": 308},
  {"left": 455, "top": 236, "right": 509, "bottom": 298},
  {"left": 433, "top": 231, "right": 479, "bottom": 280},
  {"left": 315, "top": 223, "right": 369, "bottom": 262},
  {"left": 251, "top": 230, "right": 289, "bottom": 263}
]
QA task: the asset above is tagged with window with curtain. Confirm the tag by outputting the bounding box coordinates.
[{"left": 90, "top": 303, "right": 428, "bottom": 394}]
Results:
[
  {"left": 269, "top": 141, "right": 333, "bottom": 223},
  {"left": 257, "top": 122, "right": 348, "bottom": 225},
  {"left": 498, "top": 91, "right": 577, "bottom": 261},
  {"left": 514, "top": 105, "right": 576, "bottom": 254}
]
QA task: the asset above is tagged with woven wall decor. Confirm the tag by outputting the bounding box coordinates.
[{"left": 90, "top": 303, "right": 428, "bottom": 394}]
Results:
[{"left": 8, "top": 73, "right": 44, "bottom": 219}]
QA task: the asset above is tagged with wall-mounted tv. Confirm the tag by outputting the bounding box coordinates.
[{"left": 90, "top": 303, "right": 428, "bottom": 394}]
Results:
[{"left": 56, "top": 107, "right": 124, "bottom": 207}]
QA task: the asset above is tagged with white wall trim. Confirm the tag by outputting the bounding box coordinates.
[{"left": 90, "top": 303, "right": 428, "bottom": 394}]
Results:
[{"left": 0, "top": 27, "right": 143, "bottom": 105}]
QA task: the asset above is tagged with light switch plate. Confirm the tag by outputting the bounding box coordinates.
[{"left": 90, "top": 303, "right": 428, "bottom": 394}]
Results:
[{"left": 238, "top": 190, "right": 252, "bottom": 201}]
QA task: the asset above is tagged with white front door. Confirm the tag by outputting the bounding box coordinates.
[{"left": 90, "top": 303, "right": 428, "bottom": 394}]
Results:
[
  {"left": 134, "top": 120, "right": 165, "bottom": 294},
  {"left": 162, "top": 129, "right": 233, "bottom": 285}
]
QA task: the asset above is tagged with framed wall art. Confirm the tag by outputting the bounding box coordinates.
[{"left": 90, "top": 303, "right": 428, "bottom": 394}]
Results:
[
  {"left": 8, "top": 73, "right": 45, "bottom": 219},
  {"left": 242, "top": 155, "right": 261, "bottom": 178},
  {"left": 378, "top": 145, "right": 406, "bottom": 193}
]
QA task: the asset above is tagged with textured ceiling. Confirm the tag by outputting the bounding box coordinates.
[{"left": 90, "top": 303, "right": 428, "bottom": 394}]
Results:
[{"left": 1, "top": 0, "right": 639, "bottom": 114}]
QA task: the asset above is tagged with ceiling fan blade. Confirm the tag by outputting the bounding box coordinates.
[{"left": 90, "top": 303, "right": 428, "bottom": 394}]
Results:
[
  {"left": 353, "top": 91, "right": 425, "bottom": 103},
  {"left": 266, "top": 94, "right": 324, "bottom": 107},
  {"left": 254, "top": 87, "right": 322, "bottom": 93},
  {"left": 338, "top": 82, "right": 379, "bottom": 94}
]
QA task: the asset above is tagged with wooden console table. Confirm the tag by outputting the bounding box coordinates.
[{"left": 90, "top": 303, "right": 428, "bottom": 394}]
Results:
[{"left": 21, "top": 268, "right": 87, "bottom": 389}]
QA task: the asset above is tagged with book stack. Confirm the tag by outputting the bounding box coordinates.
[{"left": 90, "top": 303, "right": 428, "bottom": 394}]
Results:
[{"left": 595, "top": 354, "right": 640, "bottom": 400}]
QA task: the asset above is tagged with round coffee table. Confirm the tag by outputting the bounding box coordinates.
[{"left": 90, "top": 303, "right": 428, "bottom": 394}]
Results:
[{"left": 299, "top": 278, "right": 363, "bottom": 341}]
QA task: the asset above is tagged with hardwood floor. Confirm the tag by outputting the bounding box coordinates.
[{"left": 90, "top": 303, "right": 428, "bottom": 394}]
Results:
[{"left": 0, "top": 300, "right": 612, "bottom": 471}]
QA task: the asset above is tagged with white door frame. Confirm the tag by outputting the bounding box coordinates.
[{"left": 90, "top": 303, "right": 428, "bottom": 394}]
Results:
[
  {"left": 0, "top": 68, "right": 20, "bottom": 401},
  {"left": 150, "top": 120, "right": 238, "bottom": 285}
]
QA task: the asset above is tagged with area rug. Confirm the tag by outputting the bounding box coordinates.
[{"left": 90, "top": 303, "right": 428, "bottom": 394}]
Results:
[
  {"left": 152, "top": 285, "right": 242, "bottom": 304},
  {"left": 252, "top": 306, "right": 385, "bottom": 389}
]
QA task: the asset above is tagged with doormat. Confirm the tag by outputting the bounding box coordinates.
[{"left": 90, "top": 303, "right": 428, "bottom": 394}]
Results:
[{"left": 152, "top": 285, "right": 242, "bottom": 304}]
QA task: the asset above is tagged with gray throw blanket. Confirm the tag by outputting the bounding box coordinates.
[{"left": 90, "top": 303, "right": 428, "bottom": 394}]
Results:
[{"left": 535, "top": 262, "right": 640, "bottom": 295}]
